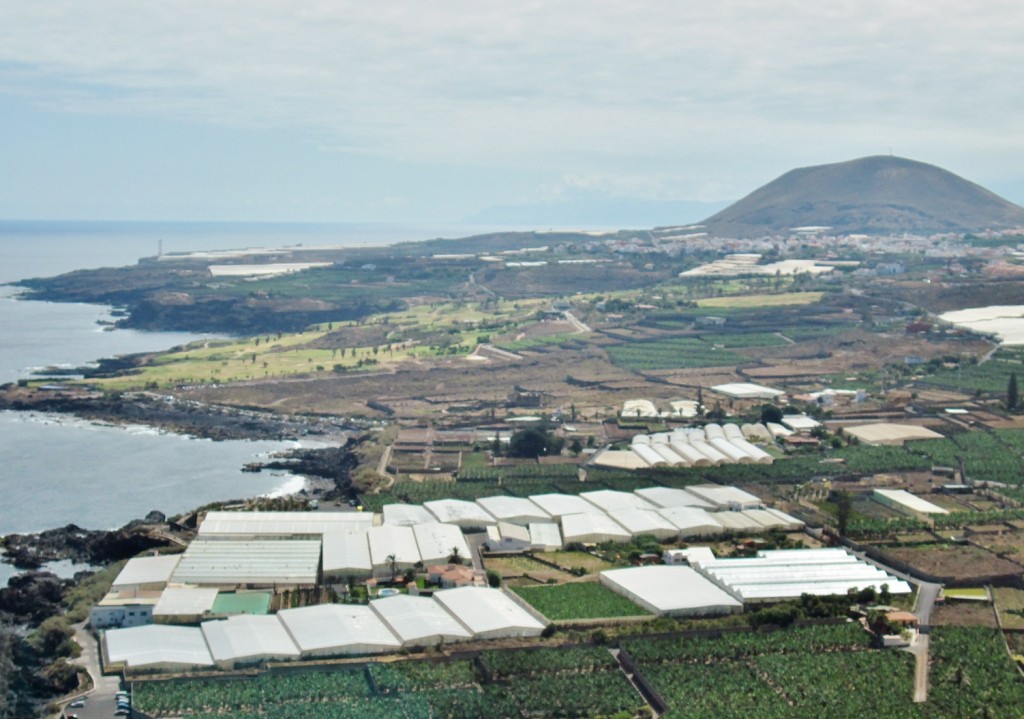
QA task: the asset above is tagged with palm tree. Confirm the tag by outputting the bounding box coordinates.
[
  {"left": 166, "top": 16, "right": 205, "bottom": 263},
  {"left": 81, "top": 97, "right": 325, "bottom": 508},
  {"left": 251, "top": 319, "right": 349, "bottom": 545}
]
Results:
[
  {"left": 386, "top": 553, "right": 398, "bottom": 580},
  {"left": 448, "top": 546, "right": 462, "bottom": 564}
]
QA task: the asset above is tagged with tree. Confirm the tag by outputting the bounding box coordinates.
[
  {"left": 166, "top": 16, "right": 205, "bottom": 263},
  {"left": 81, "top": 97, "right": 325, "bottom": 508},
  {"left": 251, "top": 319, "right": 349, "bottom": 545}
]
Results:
[
  {"left": 569, "top": 438, "right": 583, "bottom": 456},
  {"left": 386, "top": 553, "right": 398, "bottom": 580},
  {"left": 508, "top": 427, "right": 563, "bottom": 458},
  {"left": 448, "top": 546, "right": 462, "bottom": 564},
  {"left": 1008, "top": 372, "right": 1019, "bottom": 411},
  {"left": 760, "top": 404, "right": 783, "bottom": 424},
  {"left": 835, "top": 490, "right": 853, "bottom": 536}
]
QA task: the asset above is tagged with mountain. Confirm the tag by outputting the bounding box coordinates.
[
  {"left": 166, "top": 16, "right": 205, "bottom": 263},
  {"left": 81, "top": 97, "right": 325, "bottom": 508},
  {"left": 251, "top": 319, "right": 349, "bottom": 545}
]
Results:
[{"left": 700, "top": 155, "right": 1024, "bottom": 237}]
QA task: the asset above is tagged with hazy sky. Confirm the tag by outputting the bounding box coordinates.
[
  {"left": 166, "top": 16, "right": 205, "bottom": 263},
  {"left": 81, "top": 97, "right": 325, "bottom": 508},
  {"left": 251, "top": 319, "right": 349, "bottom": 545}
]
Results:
[{"left": 2, "top": 2, "right": 1023, "bottom": 224}]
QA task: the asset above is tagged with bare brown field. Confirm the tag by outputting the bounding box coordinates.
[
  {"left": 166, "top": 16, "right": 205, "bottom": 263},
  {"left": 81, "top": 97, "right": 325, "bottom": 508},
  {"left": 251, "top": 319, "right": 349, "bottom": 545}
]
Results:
[
  {"left": 884, "top": 543, "right": 1024, "bottom": 583},
  {"left": 932, "top": 601, "right": 999, "bottom": 628},
  {"left": 969, "top": 532, "right": 1024, "bottom": 566}
]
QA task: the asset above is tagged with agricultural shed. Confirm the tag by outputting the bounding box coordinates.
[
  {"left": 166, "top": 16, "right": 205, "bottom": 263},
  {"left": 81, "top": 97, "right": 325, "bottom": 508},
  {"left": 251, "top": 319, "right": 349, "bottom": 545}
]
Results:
[
  {"left": 561, "top": 512, "right": 632, "bottom": 544},
  {"left": 152, "top": 586, "right": 219, "bottom": 624},
  {"left": 842, "top": 423, "right": 943, "bottom": 446},
  {"left": 170, "top": 539, "right": 321, "bottom": 588},
  {"left": 197, "top": 510, "right": 375, "bottom": 538},
  {"left": 580, "top": 489, "right": 656, "bottom": 513},
  {"left": 112, "top": 555, "right": 182, "bottom": 593},
  {"left": 370, "top": 594, "right": 472, "bottom": 646},
  {"left": 766, "top": 422, "right": 793, "bottom": 438},
  {"left": 592, "top": 449, "right": 653, "bottom": 469},
  {"left": 201, "top": 615, "right": 300, "bottom": 669},
  {"left": 528, "top": 493, "right": 598, "bottom": 520},
  {"left": 528, "top": 522, "right": 563, "bottom": 551},
  {"left": 433, "top": 587, "right": 546, "bottom": 639},
  {"left": 367, "top": 525, "right": 421, "bottom": 578},
  {"left": 424, "top": 499, "right": 497, "bottom": 528},
  {"left": 322, "top": 530, "right": 373, "bottom": 581},
  {"left": 621, "top": 399, "right": 659, "bottom": 417},
  {"left": 723, "top": 423, "right": 745, "bottom": 441},
  {"left": 656, "top": 507, "right": 725, "bottom": 538},
  {"left": 606, "top": 508, "right": 679, "bottom": 540},
  {"left": 761, "top": 508, "right": 805, "bottom": 531},
  {"left": 781, "top": 414, "right": 821, "bottom": 433},
  {"left": 729, "top": 437, "right": 775, "bottom": 464},
  {"left": 667, "top": 441, "right": 713, "bottom": 466},
  {"left": 475, "top": 496, "right": 550, "bottom": 525},
  {"left": 277, "top": 604, "right": 401, "bottom": 657},
  {"left": 103, "top": 624, "right": 213, "bottom": 672},
  {"left": 670, "top": 400, "right": 700, "bottom": 417},
  {"left": 696, "top": 548, "right": 912, "bottom": 603},
  {"left": 413, "top": 522, "right": 471, "bottom": 566},
  {"left": 711, "top": 382, "right": 784, "bottom": 400},
  {"left": 600, "top": 566, "right": 742, "bottom": 617},
  {"left": 708, "top": 437, "right": 753, "bottom": 464},
  {"left": 382, "top": 503, "right": 435, "bottom": 527},
  {"left": 686, "top": 485, "right": 762, "bottom": 510},
  {"left": 663, "top": 546, "right": 717, "bottom": 566},
  {"left": 742, "top": 508, "right": 798, "bottom": 530},
  {"left": 631, "top": 443, "right": 669, "bottom": 467},
  {"left": 872, "top": 489, "right": 949, "bottom": 516},
  {"left": 634, "top": 486, "right": 715, "bottom": 509},
  {"left": 486, "top": 522, "right": 532, "bottom": 552}
]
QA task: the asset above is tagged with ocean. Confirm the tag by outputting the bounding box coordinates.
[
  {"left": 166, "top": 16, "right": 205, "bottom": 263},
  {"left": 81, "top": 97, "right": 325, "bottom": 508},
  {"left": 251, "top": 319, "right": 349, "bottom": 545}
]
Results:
[{"left": 0, "top": 220, "right": 518, "bottom": 583}]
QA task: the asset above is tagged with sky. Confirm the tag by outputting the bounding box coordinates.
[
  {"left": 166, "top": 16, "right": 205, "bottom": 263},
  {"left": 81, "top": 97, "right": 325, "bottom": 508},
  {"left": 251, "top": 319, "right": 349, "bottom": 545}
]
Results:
[{"left": 2, "top": 2, "right": 1024, "bottom": 226}]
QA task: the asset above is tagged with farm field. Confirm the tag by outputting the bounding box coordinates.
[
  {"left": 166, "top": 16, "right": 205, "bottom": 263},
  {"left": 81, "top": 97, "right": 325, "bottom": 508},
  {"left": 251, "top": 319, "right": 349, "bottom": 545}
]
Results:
[
  {"left": 993, "top": 587, "right": 1024, "bottom": 630},
  {"left": 533, "top": 551, "right": 619, "bottom": 573},
  {"left": 883, "top": 543, "right": 1024, "bottom": 583},
  {"left": 696, "top": 291, "right": 825, "bottom": 308},
  {"left": 512, "top": 581, "right": 650, "bottom": 621},
  {"left": 133, "top": 646, "right": 644, "bottom": 719}
]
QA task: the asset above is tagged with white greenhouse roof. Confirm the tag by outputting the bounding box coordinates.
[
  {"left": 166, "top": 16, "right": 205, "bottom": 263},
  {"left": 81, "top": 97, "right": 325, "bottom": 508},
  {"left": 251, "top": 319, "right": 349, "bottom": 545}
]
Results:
[
  {"left": 529, "top": 522, "right": 563, "bottom": 550},
  {"left": 561, "top": 512, "right": 632, "bottom": 544},
  {"left": 433, "top": 587, "right": 546, "bottom": 638},
  {"left": 686, "top": 485, "right": 762, "bottom": 509},
  {"left": 634, "top": 487, "right": 714, "bottom": 509},
  {"left": 367, "top": 525, "right": 421, "bottom": 568},
  {"left": 413, "top": 522, "right": 471, "bottom": 566},
  {"left": 277, "top": 604, "right": 401, "bottom": 656},
  {"left": 153, "top": 586, "right": 219, "bottom": 617},
  {"left": 322, "top": 530, "right": 372, "bottom": 576},
  {"left": 580, "top": 489, "right": 656, "bottom": 513},
  {"left": 527, "top": 493, "right": 597, "bottom": 519},
  {"left": 198, "top": 510, "right": 375, "bottom": 537},
  {"left": 171, "top": 539, "right": 322, "bottom": 586},
  {"left": 873, "top": 489, "right": 949, "bottom": 515},
  {"left": 592, "top": 449, "right": 653, "bottom": 470},
  {"left": 711, "top": 382, "right": 784, "bottom": 399},
  {"left": 112, "top": 555, "right": 182, "bottom": 590},
  {"left": 105, "top": 624, "right": 213, "bottom": 669},
  {"left": 606, "top": 508, "right": 679, "bottom": 540},
  {"left": 382, "top": 504, "right": 435, "bottom": 527},
  {"left": 475, "top": 496, "right": 550, "bottom": 524},
  {"left": 696, "top": 548, "right": 912, "bottom": 602},
  {"left": 600, "top": 566, "right": 742, "bottom": 617},
  {"left": 201, "top": 615, "right": 300, "bottom": 665},
  {"left": 781, "top": 414, "right": 821, "bottom": 431},
  {"left": 710, "top": 511, "right": 768, "bottom": 532},
  {"left": 371, "top": 594, "right": 472, "bottom": 645},
  {"left": 656, "top": 507, "right": 724, "bottom": 537},
  {"left": 423, "top": 499, "right": 497, "bottom": 527}
]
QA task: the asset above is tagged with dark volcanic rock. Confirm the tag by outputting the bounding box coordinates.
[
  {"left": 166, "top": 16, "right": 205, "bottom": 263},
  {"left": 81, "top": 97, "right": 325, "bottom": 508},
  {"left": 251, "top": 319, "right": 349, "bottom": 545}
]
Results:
[{"left": 701, "top": 155, "right": 1024, "bottom": 237}]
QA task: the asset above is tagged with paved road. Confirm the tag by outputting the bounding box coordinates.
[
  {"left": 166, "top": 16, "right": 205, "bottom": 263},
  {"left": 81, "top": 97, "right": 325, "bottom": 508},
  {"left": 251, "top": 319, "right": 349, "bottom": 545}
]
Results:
[{"left": 65, "top": 622, "right": 127, "bottom": 719}]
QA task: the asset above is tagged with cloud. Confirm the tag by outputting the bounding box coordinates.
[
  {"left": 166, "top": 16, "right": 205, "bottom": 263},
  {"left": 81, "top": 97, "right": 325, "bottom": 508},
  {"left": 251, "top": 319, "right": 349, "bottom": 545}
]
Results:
[{"left": 2, "top": 1, "right": 1024, "bottom": 202}]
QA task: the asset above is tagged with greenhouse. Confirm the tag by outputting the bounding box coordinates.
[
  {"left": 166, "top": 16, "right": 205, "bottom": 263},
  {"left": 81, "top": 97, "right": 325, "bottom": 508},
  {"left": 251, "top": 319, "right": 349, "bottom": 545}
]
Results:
[
  {"left": 606, "top": 508, "right": 679, "bottom": 540},
  {"left": 277, "top": 604, "right": 402, "bottom": 657},
  {"left": 709, "top": 511, "right": 769, "bottom": 533},
  {"left": 561, "top": 512, "right": 632, "bottom": 545},
  {"left": 424, "top": 499, "right": 497, "bottom": 528},
  {"left": 112, "top": 555, "right": 182, "bottom": 593},
  {"left": 580, "top": 489, "right": 655, "bottom": 514},
  {"left": 475, "top": 496, "right": 551, "bottom": 525},
  {"left": 170, "top": 539, "right": 322, "bottom": 588},
  {"left": 486, "top": 522, "right": 532, "bottom": 552},
  {"left": 152, "top": 585, "right": 219, "bottom": 624},
  {"left": 198, "top": 510, "right": 375, "bottom": 538},
  {"left": 201, "top": 614, "right": 301, "bottom": 669},
  {"left": 686, "top": 485, "right": 763, "bottom": 510},
  {"left": 528, "top": 522, "right": 563, "bottom": 551},
  {"left": 103, "top": 624, "right": 214, "bottom": 672},
  {"left": 412, "top": 522, "right": 471, "bottom": 566},
  {"left": 696, "top": 548, "right": 913, "bottom": 603},
  {"left": 367, "top": 525, "right": 421, "bottom": 578},
  {"left": 600, "top": 566, "right": 742, "bottom": 617},
  {"left": 433, "top": 587, "right": 546, "bottom": 639},
  {"left": 382, "top": 503, "right": 435, "bottom": 527},
  {"left": 656, "top": 506, "right": 724, "bottom": 538},
  {"left": 527, "top": 493, "right": 597, "bottom": 520},
  {"left": 634, "top": 486, "right": 714, "bottom": 509},
  {"left": 370, "top": 594, "right": 472, "bottom": 646},
  {"left": 322, "top": 530, "right": 373, "bottom": 581}
]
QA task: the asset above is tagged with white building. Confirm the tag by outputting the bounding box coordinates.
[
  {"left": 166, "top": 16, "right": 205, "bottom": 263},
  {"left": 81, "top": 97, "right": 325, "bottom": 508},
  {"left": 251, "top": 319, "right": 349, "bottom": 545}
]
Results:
[
  {"left": 201, "top": 615, "right": 301, "bottom": 669},
  {"left": 413, "top": 522, "right": 471, "bottom": 566},
  {"left": 475, "top": 496, "right": 551, "bottom": 525},
  {"left": 600, "top": 566, "right": 742, "bottom": 617},
  {"left": 322, "top": 530, "right": 373, "bottom": 581},
  {"left": 486, "top": 522, "right": 532, "bottom": 552},
  {"left": 367, "top": 525, "right": 421, "bottom": 579},
  {"left": 433, "top": 587, "right": 546, "bottom": 639},
  {"left": 277, "top": 604, "right": 402, "bottom": 657},
  {"left": 370, "top": 594, "right": 472, "bottom": 646}
]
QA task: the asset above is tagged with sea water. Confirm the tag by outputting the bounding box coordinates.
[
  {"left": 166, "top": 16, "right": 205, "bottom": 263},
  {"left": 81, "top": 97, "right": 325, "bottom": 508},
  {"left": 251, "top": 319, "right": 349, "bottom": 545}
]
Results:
[{"left": 0, "top": 221, "right": 514, "bottom": 545}]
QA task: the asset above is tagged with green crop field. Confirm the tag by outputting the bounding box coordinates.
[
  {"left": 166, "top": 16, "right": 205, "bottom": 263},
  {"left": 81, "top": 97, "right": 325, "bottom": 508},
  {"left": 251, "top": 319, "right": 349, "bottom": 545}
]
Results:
[
  {"left": 512, "top": 581, "right": 650, "bottom": 620},
  {"left": 607, "top": 336, "right": 747, "bottom": 370}
]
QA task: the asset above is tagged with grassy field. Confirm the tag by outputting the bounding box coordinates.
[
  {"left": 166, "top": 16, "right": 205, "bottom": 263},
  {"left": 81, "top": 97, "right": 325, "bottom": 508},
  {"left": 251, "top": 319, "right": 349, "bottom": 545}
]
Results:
[
  {"left": 512, "top": 581, "right": 649, "bottom": 620},
  {"left": 696, "top": 291, "right": 824, "bottom": 308}
]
